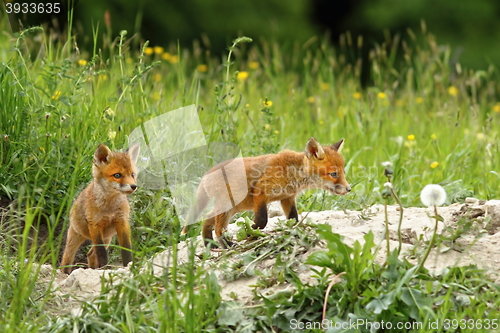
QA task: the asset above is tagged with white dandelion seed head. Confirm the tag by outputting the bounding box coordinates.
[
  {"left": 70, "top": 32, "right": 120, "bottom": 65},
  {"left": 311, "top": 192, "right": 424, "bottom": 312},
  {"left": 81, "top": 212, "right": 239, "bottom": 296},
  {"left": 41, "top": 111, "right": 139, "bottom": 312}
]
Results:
[
  {"left": 420, "top": 184, "right": 447, "bottom": 207},
  {"left": 381, "top": 161, "right": 393, "bottom": 168}
]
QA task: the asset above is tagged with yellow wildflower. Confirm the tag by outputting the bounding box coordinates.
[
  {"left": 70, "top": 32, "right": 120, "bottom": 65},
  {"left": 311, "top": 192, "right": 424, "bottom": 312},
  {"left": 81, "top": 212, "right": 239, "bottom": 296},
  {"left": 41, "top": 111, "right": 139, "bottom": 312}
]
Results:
[
  {"left": 448, "top": 86, "right": 459, "bottom": 96},
  {"left": 154, "top": 46, "right": 164, "bottom": 55},
  {"left": 263, "top": 100, "right": 273, "bottom": 107},
  {"left": 264, "top": 124, "right": 270, "bottom": 130},
  {"left": 321, "top": 83, "right": 329, "bottom": 91},
  {"left": 78, "top": 59, "right": 87, "bottom": 66},
  {"left": 249, "top": 61, "right": 259, "bottom": 69},
  {"left": 431, "top": 133, "right": 437, "bottom": 140},
  {"left": 377, "top": 92, "right": 387, "bottom": 99},
  {"left": 161, "top": 52, "right": 171, "bottom": 61},
  {"left": 168, "top": 55, "right": 179, "bottom": 64},
  {"left": 152, "top": 91, "right": 161, "bottom": 101},
  {"left": 407, "top": 134, "right": 415, "bottom": 141},
  {"left": 353, "top": 92, "right": 362, "bottom": 99},
  {"left": 51, "top": 91, "right": 61, "bottom": 100},
  {"left": 274, "top": 130, "right": 279, "bottom": 135},
  {"left": 237, "top": 71, "right": 249, "bottom": 80},
  {"left": 144, "top": 47, "right": 154, "bottom": 55},
  {"left": 153, "top": 73, "right": 162, "bottom": 82},
  {"left": 197, "top": 64, "right": 208, "bottom": 73},
  {"left": 307, "top": 96, "right": 315, "bottom": 103},
  {"left": 416, "top": 97, "right": 424, "bottom": 104},
  {"left": 430, "top": 161, "right": 439, "bottom": 169},
  {"left": 493, "top": 103, "right": 500, "bottom": 113}
]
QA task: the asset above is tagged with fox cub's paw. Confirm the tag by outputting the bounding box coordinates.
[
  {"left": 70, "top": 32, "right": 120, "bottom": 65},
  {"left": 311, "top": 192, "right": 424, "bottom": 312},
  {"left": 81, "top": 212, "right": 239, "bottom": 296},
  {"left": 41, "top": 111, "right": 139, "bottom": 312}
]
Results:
[
  {"left": 220, "top": 238, "right": 235, "bottom": 249},
  {"left": 251, "top": 223, "right": 266, "bottom": 230},
  {"left": 205, "top": 236, "right": 235, "bottom": 249}
]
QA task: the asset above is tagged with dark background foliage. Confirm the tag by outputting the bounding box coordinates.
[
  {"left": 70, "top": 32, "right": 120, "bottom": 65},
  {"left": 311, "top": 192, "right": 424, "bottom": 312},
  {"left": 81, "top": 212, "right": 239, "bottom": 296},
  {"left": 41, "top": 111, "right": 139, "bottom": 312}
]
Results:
[{"left": 63, "top": 0, "right": 500, "bottom": 70}]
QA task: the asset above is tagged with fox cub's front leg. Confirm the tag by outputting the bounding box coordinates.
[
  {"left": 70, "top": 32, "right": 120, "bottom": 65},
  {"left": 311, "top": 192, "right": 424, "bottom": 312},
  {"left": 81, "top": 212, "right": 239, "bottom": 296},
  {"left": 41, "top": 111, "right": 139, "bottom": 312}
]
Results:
[
  {"left": 281, "top": 197, "right": 299, "bottom": 221},
  {"left": 251, "top": 194, "right": 268, "bottom": 230},
  {"left": 86, "top": 218, "right": 133, "bottom": 269},
  {"left": 115, "top": 219, "right": 133, "bottom": 266},
  {"left": 87, "top": 221, "right": 111, "bottom": 268},
  {"left": 252, "top": 204, "right": 268, "bottom": 230},
  {"left": 61, "top": 226, "right": 86, "bottom": 275}
]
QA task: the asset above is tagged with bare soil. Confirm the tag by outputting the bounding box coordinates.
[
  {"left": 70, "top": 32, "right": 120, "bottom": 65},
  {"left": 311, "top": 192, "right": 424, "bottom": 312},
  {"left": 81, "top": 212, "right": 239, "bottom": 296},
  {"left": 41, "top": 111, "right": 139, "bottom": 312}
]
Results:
[{"left": 40, "top": 198, "right": 500, "bottom": 313}]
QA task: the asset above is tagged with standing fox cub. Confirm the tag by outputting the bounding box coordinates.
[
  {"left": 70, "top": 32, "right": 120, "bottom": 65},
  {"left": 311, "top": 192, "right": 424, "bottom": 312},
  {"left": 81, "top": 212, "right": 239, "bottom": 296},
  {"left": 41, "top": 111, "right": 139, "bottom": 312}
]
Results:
[
  {"left": 182, "top": 138, "right": 350, "bottom": 248},
  {"left": 61, "top": 143, "right": 140, "bottom": 274}
]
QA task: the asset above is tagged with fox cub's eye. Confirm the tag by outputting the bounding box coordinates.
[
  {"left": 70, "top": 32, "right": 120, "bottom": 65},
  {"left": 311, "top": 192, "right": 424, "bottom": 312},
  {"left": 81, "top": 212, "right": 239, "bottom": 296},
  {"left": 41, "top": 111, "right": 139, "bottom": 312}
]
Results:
[
  {"left": 330, "top": 172, "right": 338, "bottom": 178},
  {"left": 131, "top": 173, "right": 136, "bottom": 178},
  {"left": 113, "top": 173, "right": 122, "bottom": 179}
]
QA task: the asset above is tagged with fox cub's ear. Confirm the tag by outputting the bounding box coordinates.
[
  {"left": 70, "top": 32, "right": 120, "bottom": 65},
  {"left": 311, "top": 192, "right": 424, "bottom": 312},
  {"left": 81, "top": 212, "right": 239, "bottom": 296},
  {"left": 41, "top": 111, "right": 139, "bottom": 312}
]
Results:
[
  {"left": 126, "top": 143, "right": 140, "bottom": 164},
  {"left": 330, "top": 139, "right": 344, "bottom": 152},
  {"left": 305, "top": 137, "right": 325, "bottom": 160},
  {"left": 94, "top": 144, "right": 112, "bottom": 166}
]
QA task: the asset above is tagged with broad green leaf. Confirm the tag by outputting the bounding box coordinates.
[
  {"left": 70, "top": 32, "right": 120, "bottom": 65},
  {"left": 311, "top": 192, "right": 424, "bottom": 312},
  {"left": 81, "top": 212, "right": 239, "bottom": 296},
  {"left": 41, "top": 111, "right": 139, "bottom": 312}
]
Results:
[
  {"left": 305, "top": 251, "right": 332, "bottom": 268},
  {"left": 400, "top": 287, "right": 432, "bottom": 320},
  {"left": 216, "top": 301, "right": 246, "bottom": 326},
  {"left": 365, "top": 290, "right": 396, "bottom": 314},
  {"left": 394, "top": 265, "right": 418, "bottom": 294}
]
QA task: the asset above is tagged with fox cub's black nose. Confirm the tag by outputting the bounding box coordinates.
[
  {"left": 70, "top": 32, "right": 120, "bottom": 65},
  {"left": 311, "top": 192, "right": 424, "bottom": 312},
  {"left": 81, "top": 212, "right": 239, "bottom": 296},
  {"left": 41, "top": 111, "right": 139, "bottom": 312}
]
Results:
[
  {"left": 130, "top": 185, "right": 138, "bottom": 190},
  {"left": 346, "top": 186, "right": 352, "bottom": 192}
]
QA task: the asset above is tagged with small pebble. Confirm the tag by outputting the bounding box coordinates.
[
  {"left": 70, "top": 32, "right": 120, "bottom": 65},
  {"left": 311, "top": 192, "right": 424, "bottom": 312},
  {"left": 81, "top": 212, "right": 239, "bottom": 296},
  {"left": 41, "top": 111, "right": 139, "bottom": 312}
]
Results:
[{"left": 465, "top": 197, "right": 479, "bottom": 204}]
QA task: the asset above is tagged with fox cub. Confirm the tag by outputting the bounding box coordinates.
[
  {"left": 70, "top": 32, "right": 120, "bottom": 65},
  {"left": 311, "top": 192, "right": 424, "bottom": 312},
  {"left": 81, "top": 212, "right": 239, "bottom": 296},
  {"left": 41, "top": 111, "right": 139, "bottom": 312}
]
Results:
[
  {"left": 61, "top": 143, "right": 140, "bottom": 274},
  {"left": 182, "top": 137, "right": 350, "bottom": 248}
]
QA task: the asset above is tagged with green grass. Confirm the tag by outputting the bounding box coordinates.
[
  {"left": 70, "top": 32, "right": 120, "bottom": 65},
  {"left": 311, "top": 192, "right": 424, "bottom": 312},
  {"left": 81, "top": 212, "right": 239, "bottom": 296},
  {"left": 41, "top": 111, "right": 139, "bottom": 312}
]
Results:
[{"left": 0, "top": 14, "right": 500, "bottom": 333}]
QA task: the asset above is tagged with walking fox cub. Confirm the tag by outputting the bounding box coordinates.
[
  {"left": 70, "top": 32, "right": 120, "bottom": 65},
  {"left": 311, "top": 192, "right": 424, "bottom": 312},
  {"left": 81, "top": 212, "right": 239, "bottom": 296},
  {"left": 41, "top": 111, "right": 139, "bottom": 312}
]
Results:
[
  {"left": 182, "top": 138, "right": 350, "bottom": 248},
  {"left": 61, "top": 143, "right": 140, "bottom": 274}
]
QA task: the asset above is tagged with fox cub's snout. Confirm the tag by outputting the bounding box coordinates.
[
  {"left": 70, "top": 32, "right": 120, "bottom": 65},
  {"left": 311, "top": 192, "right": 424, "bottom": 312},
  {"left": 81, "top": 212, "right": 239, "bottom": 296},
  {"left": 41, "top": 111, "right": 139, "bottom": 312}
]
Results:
[{"left": 60, "top": 143, "right": 140, "bottom": 274}]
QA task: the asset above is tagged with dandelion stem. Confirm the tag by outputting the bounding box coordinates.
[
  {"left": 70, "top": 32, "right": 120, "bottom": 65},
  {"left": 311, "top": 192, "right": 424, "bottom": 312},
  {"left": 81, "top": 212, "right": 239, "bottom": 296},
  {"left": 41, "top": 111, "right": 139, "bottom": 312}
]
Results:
[
  {"left": 390, "top": 187, "right": 404, "bottom": 255},
  {"left": 416, "top": 205, "right": 439, "bottom": 273},
  {"left": 384, "top": 199, "right": 390, "bottom": 260}
]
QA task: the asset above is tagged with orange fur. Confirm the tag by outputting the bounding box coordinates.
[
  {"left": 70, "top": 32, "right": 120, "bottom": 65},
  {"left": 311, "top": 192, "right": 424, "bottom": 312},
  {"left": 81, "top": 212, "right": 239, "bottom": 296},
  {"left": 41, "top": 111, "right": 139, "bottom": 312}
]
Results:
[
  {"left": 60, "top": 143, "right": 140, "bottom": 274},
  {"left": 183, "top": 138, "right": 350, "bottom": 248}
]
